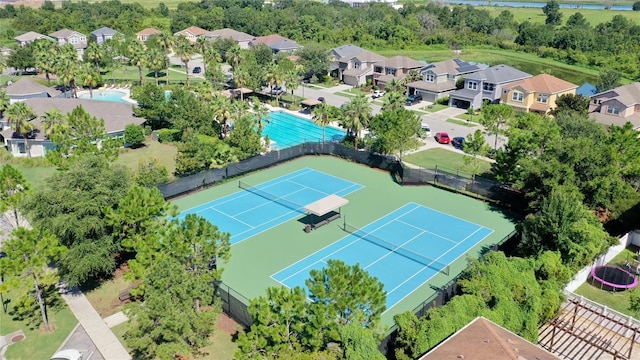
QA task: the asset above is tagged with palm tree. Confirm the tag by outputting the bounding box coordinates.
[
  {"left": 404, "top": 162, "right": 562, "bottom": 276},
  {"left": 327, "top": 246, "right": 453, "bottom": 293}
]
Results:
[
  {"left": 33, "top": 39, "right": 56, "bottom": 83},
  {"left": 250, "top": 96, "right": 269, "bottom": 131},
  {"left": 283, "top": 70, "right": 301, "bottom": 104},
  {"left": 202, "top": 46, "right": 221, "bottom": 79},
  {"left": 6, "top": 102, "right": 36, "bottom": 157},
  {"left": 0, "top": 90, "right": 10, "bottom": 115},
  {"left": 313, "top": 102, "right": 333, "bottom": 143},
  {"left": 212, "top": 95, "right": 233, "bottom": 136},
  {"left": 84, "top": 41, "right": 104, "bottom": 74},
  {"left": 233, "top": 68, "right": 249, "bottom": 101},
  {"left": 382, "top": 91, "right": 405, "bottom": 111},
  {"left": 145, "top": 47, "right": 167, "bottom": 85},
  {"left": 195, "top": 37, "right": 212, "bottom": 74},
  {"left": 127, "top": 39, "right": 146, "bottom": 86},
  {"left": 386, "top": 78, "right": 406, "bottom": 94},
  {"left": 80, "top": 64, "right": 102, "bottom": 98},
  {"left": 54, "top": 45, "right": 81, "bottom": 98},
  {"left": 225, "top": 45, "right": 242, "bottom": 71},
  {"left": 157, "top": 31, "right": 175, "bottom": 85},
  {"left": 41, "top": 107, "right": 66, "bottom": 140},
  {"left": 265, "top": 63, "right": 285, "bottom": 103},
  {"left": 174, "top": 35, "right": 194, "bottom": 87},
  {"left": 341, "top": 94, "right": 371, "bottom": 150}
]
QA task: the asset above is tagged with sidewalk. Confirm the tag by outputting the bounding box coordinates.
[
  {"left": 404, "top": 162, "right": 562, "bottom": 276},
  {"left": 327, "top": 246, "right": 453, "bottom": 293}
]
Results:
[{"left": 60, "top": 287, "right": 131, "bottom": 360}]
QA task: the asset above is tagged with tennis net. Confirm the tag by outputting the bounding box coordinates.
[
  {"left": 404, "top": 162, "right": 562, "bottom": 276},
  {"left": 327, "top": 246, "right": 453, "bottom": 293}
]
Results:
[
  {"left": 238, "top": 181, "right": 305, "bottom": 213},
  {"left": 343, "top": 222, "right": 450, "bottom": 275}
]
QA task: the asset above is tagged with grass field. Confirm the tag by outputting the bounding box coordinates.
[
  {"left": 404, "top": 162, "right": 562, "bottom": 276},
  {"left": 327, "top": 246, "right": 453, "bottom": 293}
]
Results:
[
  {"left": 478, "top": 6, "right": 640, "bottom": 26},
  {"left": 574, "top": 245, "right": 640, "bottom": 317},
  {"left": 404, "top": 147, "right": 493, "bottom": 178},
  {"left": 104, "top": 66, "right": 204, "bottom": 86},
  {"left": 376, "top": 47, "right": 604, "bottom": 85},
  {"left": 170, "top": 156, "right": 516, "bottom": 328},
  {"left": 1, "top": 292, "right": 78, "bottom": 360},
  {"left": 116, "top": 138, "right": 178, "bottom": 178}
]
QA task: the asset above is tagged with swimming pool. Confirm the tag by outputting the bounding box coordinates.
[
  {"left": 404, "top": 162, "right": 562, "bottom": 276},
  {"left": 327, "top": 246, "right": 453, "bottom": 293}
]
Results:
[
  {"left": 78, "top": 90, "right": 134, "bottom": 104},
  {"left": 262, "top": 111, "right": 345, "bottom": 149}
]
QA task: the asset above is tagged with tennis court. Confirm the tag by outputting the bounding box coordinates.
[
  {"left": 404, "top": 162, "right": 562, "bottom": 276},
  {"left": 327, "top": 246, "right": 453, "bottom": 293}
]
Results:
[
  {"left": 178, "top": 168, "right": 363, "bottom": 244},
  {"left": 272, "top": 202, "right": 493, "bottom": 310}
]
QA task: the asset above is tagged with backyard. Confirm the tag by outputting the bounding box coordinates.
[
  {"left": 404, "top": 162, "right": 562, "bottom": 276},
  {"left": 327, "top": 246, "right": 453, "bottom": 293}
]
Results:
[{"left": 574, "top": 245, "right": 640, "bottom": 318}]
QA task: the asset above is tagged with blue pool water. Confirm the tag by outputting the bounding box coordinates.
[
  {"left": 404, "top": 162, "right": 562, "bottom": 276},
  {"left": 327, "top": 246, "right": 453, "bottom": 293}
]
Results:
[
  {"left": 79, "top": 90, "right": 133, "bottom": 104},
  {"left": 262, "top": 111, "right": 346, "bottom": 149}
]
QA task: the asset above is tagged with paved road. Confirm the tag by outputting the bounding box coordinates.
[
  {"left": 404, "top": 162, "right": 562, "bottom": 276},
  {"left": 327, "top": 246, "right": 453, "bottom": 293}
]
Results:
[{"left": 292, "top": 84, "right": 507, "bottom": 150}]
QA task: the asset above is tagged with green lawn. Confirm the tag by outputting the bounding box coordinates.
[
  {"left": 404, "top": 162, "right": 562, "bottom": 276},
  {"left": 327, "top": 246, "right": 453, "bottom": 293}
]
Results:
[
  {"left": 404, "top": 148, "right": 493, "bottom": 178},
  {"left": 0, "top": 163, "right": 57, "bottom": 190},
  {"left": 457, "top": 113, "right": 485, "bottom": 123},
  {"left": 478, "top": 7, "right": 640, "bottom": 27},
  {"left": 376, "top": 47, "right": 604, "bottom": 85},
  {"left": 446, "top": 118, "right": 478, "bottom": 127},
  {"left": 335, "top": 91, "right": 357, "bottom": 98},
  {"left": 115, "top": 138, "right": 178, "bottom": 178},
  {"left": 1, "top": 291, "right": 78, "bottom": 360},
  {"left": 424, "top": 104, "right": 447, "bottom": 112},
  {"left": 573, "top": 245, "right": 640, "bottom": 317},
  {"left": 104, "top": 66, "right": 204, "bottom": 86}
]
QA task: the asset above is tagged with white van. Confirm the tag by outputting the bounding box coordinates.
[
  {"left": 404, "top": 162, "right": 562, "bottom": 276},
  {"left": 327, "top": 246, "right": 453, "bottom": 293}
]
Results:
[{"left": 421, "top": 124, "right": 432, "bottom": 137}]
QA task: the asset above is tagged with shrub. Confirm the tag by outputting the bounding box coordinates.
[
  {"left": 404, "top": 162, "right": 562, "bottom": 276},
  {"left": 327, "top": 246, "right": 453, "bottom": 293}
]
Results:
[
  {"left": 124, "top": 124, "right": 145, "bottom": 148},
  {"left": 437, "top": 96, "right": 449, "bottom": 105},
  {"left": 157, "top": 129, "right": 181, "bottom": 143}
]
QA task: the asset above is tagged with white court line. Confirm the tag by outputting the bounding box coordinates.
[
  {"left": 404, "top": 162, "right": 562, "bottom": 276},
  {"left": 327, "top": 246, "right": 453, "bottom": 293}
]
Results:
[
  {"left": 363, "top": 229, "right": 427, "bottom": 270},
  {"left": 407, "top": 201, "right": 489, "bottom": 231},
  {"left": 383, "top": 226, "right": 494, "bottom": 314},
  {"left": 395, "top": 219, "right": 458, "bottom": 245},
  {"left": 272, "top": 204, "right": 422, "bottom": 283}
]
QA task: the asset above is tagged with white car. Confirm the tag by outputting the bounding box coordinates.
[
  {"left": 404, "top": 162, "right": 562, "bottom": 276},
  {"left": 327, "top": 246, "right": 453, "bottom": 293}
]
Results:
[
  {"left": 371, "top": 90, "right": 386, "bottom": 99},
  {"left": 50, "top": 349, "right": 83, "bottom": 360},
  {"left": 421, "top": 124, "right": 432, "bottom": 137}
]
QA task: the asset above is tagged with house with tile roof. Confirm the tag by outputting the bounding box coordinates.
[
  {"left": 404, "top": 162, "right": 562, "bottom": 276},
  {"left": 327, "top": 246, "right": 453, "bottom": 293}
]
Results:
[
  {"left": 49, "top": 29, "right": 87, "bottom": 59},
  {"left": 588, "top": 82, "right": 640, "bottom": 128},
  {"left": 136, "top": 27, "right": 162, "bottom": 43},
  {"left": 405, "top": 58, "right": 483, "bottom": 103},
  {"left": 15, "top": 31, "right": 52, "bottom": 47},
  {"left": 174, "top": 26, "right": 211, "bottom": 44},
  {"left": 0, "top": 98, "right": 145, "bottom": 157},
  {"left": 250, "top": 34, "right": 302, "bottom": 54},
  {"left": 206, "top": 28, "right": 254, "bottom": 49},
  {"left": 4, "top": 78, "right": 62, "bottom": 105},
  {"left": 448, "top": 64, "right": 532, "bottom": 109},
  {"left": 91, "top": 27, "right": 121, "bottom": 46},
  {"left": 500, "top": 74, "right": 578, "bottom": 115},
  {"left": 418, "top": 317, "right": 560, "bottom": 360},
  {"left": 373, "top": 55, "right": 424, "bottom": 89}
]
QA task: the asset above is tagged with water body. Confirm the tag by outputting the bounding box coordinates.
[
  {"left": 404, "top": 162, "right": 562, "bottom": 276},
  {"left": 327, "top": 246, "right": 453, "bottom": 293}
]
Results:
[{"left": 446, "top": 0, "right": 633, "bottom": 11}]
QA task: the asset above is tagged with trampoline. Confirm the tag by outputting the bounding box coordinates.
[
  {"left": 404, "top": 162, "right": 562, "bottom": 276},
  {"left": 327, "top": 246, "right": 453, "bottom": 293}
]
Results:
[{"left": 590, "top": 265, "right": 638, "bottom": 291}]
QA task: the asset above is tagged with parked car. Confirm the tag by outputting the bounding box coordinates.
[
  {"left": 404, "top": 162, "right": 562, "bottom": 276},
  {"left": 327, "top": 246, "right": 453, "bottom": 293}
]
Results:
[
  {"left": 372, "top": 89, "right": 386, "bottom": 99},
  {"left": 50, "top": 349, "right": 83, "bottom": 360},
  {"left": 271, "top": 85, "right": 284, "bottom": 95},
  {"left": 317, "top": 97, "right": 326, "bottom": 103},
  {"left": 435, "top": 132, "right": 451, "bottom": 144},
  {"left": 192, "top": 66, "right": 202, "bottom": 74},
  {"left": 405, "top": 93, "right": 423, "bottom": 106},
  {"left": 452, "top": 136, "right": 465, "bottom": 149},
  {"left": 421, "top": 124, "right": 432, "bottom": 137}
]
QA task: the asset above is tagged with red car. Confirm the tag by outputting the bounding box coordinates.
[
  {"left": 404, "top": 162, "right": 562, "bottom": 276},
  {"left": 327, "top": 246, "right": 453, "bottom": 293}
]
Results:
[{"left": 435, "top": 132, "right": 450, "bottom": 144}]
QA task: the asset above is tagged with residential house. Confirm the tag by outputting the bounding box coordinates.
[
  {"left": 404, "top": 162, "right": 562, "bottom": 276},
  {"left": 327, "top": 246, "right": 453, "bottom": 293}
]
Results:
[
  {"left": 136, "top": 27, "right": 162, "bottom": 43},
  {"left": 1, "top": 98, "right": 145, "bottom": 157},
  {"left": 174, "top": 26, "right": 211, "bottom": 44},
  {"left": 336, "top": 49, "right": 388, "bottom": 87},
  {"left": 448, "top": 64, "right": 531, "bottom": 109},
  {"left": 15, "top": 31, "right": 52, "bottom": 47},
  {"left": 501, "top": 74, "right": 578, "bottom": 115},
  {"left": 405, "top": 58, "right": 483, "bottom": 103},
  {"left": 588, "top": 82, "right": 640, "bottom": 128},
  {"left": 206, "top": 28, "right": 254, "bottom": 49},
  {"left": 48, "top": 29, "right": 87, "bottom": 59},
  {"left": 91, "top": 27, "right": 120, "bottom": 46},
  {"left": 250, "top": 34, "right": 302, "bottom": 54},
  {"left": 373, "top": 55, "right": 424, "bottom": 90},
  {"left": 418, "top": 317, "right": 560, "bottom": 360},
  {"left": 339, "top": 0, "right": 401, "bottom": 9},
  {"left": 4, "top": 78, "right": 62, "bottom": 105}
]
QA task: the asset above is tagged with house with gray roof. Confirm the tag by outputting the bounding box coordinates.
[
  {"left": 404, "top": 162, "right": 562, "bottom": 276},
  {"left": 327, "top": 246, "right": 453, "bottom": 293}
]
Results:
[
  {"left": 206, "top": 28, "right": 254, "bottom": 49},
  {"left": 0, "top": 98, "right": 145, "bottom": 157},
  {"left": 91, "top": 27, "right": 120, "bottom": 46},
  {"left": 405, "top": 58, "right": 484, "bottom": 103},
  {"left": 588, "top": 82, "right": 640, "bottom": 128},
  {"left": 448, "top": 64, "right": 531, "bottom": 109},
  {"left": 4, "top": 78, "right": 61, "bottom": 105},
  {"left": 15, "top": 31, "right": 52, "bottom": 47},
  {"left": 49, "top": 29, "right": 87, "bottom": 59},
  {"left": 336, "top": 49, "right": 388, "bottom": 87},
  {"left": 331, "top": 44, "right": 366, "bottom": 61},
  {"left": 250, "top": 34, "right": 302, "bottom": 54}
]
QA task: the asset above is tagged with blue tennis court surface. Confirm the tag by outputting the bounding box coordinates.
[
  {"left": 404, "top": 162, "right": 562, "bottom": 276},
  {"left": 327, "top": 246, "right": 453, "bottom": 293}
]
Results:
[
  {"left": 178, "top": 168, "right": 362, "bottom": 244},
  {"left": 272, "top": 203, "right": 494, "bottom": 310}
]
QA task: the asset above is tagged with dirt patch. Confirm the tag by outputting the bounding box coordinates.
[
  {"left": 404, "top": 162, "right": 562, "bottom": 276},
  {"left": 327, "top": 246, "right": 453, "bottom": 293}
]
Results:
[
  {"left": 10, "top": 334, "right": 25, "bottom": 343},
  {"left": 216, "top": 313, "right": 242, "bottom": 335}
]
